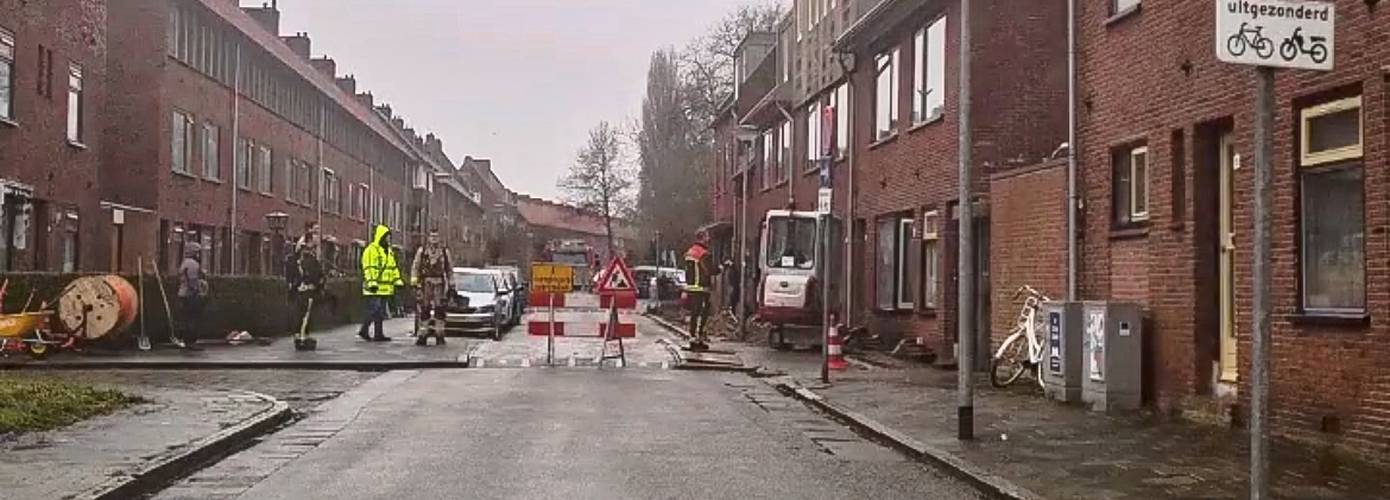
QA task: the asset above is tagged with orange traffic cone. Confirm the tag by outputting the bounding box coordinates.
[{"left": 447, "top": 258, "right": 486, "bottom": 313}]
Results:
[{"left": 828, "top": 323, "right": 848, "bottom": 370}]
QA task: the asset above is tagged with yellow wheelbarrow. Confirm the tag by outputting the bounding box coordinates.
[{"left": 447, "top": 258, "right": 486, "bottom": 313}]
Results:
[{"left": 0, "top": 311, "right": 63, "bottom": 360}]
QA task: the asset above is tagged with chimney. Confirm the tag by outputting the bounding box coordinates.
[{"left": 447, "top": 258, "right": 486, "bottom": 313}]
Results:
[
  {"left": 310, "top": 56, "right": 335, "bottom": 78},
  {"left": 391, "top": 117, "right": 405, "bottom": 130},
  {"left": 375, "top": 104, "right": 393, "bottom": 119},
  {"left": 281, "top": 32, "right": 310, "bottom": 59},
  {"left": 243, "top": 3, "right": 281, "bottom": 35},
  {"left": 355, "top": 91, "right": 373, "bottom": 108},
  {"left": 335, "top": 75, "right": 356, "bottom": 94}
]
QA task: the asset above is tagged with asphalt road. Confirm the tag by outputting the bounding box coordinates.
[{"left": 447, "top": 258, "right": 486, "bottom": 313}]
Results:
[{"left": 156, "top": 369, "right": 986, "bottom": 500}]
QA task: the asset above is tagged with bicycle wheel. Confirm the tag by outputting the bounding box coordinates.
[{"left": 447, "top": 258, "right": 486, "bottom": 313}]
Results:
[
  {"left": 1226, "top": 35, "right": 1246, "bottom": 57},
  {"left": 990, "top": 332, "right": 1029, "bottom": 388}
]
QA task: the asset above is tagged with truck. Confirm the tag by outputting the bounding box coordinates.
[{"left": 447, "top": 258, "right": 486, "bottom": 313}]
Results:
[{"left": 540, "top": 239, "right": 597, "bottom": 290}]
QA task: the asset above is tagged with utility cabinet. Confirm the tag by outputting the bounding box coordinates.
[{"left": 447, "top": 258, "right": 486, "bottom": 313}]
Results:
[
  {"left": 1042, "top": 302, "right": 1083, "bottom": 403},
  {"left": 1080, "top": 302, "right": 1144, "bottom": 412}
]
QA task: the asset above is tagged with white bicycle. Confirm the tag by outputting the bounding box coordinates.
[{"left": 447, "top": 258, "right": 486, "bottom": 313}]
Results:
[{"left": 990, "top": 285, "right": 1051, "bottom": 389}]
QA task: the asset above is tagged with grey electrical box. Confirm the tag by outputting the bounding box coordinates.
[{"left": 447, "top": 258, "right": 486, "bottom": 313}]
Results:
[
  {"left": 1042, "top": 302, "right": 1083, "bottom": 403},
  {"left": 1080, "top": 302, "right": 1144, "bottom": 412}
]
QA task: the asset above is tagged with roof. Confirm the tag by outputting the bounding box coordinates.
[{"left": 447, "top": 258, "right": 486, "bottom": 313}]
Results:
[
  {"left": 514, "top": 195, "right": 638, "bottom": 240},
  {"left": 198, "top": 0, "right": 412, "bottom": 154},
  {"left": 835, "top": 0, "right": 927, "bottom": 54}
]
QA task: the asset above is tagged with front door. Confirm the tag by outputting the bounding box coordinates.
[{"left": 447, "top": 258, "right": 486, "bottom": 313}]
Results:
[{"left": 1218, "top": 132, "right": 1238, "bottom": 383}]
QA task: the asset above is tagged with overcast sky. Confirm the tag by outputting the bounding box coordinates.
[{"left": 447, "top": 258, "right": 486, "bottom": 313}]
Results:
[{"left": 265, "top": 0, "right": 756, "bottom": 200}]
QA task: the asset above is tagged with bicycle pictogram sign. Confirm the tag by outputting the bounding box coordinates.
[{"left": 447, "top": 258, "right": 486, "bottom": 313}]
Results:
[{"left": 1215, "top": 0, "right": 1334, "bottom": 71}]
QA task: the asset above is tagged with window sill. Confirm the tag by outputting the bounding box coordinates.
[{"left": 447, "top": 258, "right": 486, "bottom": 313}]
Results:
[
  {"left": 1105, "top": 5, "right": 1141, "bottom": 27},
  {"left": 908, "top": 115, "right": 945, "bottom": 133},
  {"left": 204, "top": 177, "right": 224, "bottom": 185},
  {"left": 917, "top": 308, "right": 939, "bottom": 318},
  {"left": 236, "top": 185, "right": 254, "bottom": 193},
  {"left": 1289, "top": 312, "right": 1370, "bottom": 328},
  {"left": 172, "top": 170, "right": 198, "bottom": 180},
  {"left": 260, "top": 191, "right": 275, "bottom": 197},
  {"left": 0, "top": 117, "right": 18, "bottom": 128},
  {"left": 1109, "top": 224, "right": 1150, "bottom": 240},
  {"left": 869, "top": 133, "right": 899, "bottom": 150},
  {"left": 66, "top": 140, "right": 88, "bottom": 150}
]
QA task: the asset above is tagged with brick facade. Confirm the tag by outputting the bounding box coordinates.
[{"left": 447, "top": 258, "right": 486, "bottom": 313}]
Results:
[
  {"left": 1075, "top": 0, "right": 1390, "bottom": 452},
  {"left": 0, "top": 0, "right": 108, "bottom": 272}
]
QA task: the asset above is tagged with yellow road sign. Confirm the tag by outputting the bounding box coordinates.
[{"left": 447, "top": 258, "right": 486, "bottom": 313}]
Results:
[{"left": 531, "top": 263, "right": 575, "bottom": 294}]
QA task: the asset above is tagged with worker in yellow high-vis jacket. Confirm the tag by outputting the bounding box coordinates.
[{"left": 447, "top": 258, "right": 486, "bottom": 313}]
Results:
[{"left": 358, "top": 224, "right": 404, "bottom": 342}]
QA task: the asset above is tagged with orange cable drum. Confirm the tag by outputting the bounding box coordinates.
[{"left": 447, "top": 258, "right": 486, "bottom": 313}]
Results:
[{"left": 58, "top": 275, "right": 140, "bottom": 339}]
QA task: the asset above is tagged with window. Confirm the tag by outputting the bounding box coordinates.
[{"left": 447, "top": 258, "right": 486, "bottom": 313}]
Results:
[
  {"left": 201, "top": 123, "right": 220, "bottom": 180},
  {"left": 765, "top": 217, "right": 817, "bottom": 269},
  {"left": 66, "top": 63, "right": 82, "bottom": 142},
  {"left": 876, "top": 218, "right": 896, "bottom": 311},
  {"left": 1299, "top": 96, "right": 1365, "bottom": 313},
  {"left": 1113, "top": 0, "right": 1141, "bottom": 15},
  {"left": 324, "top": 170, "right": 340, "bottom": 215},
  {"left": 1112, "top": 145, "right": 1148, "bottom": 225},
  {"left": 0, "top": 28, "right": 14, "bottom": 121},
  {"left": 874, "top": 49, "right": 899, "bottom": 140},
  {"left": 779, "top": 121, "right": 792, "bottom": 183},
  {"left": 896, "top": 218, "right": 914, "bottom": 309},
  {"left": 171, "top": 110, "right": 194, "bottom": 174},
  {"left": 834, "top": 83, "right": 849, "bottom": 157},
  {"left": 256, "top": 145, "right": 272, "bottom": 193},
  {"left": 921, "top": 211, "right": 940, "bottom": 309},
  {"left": 761, "top": 129, "right": 774, "bottom": 190},
  {"left": 806, "top": 103, "right": 820, "bottom": 167},
  {"left": 1300, "top": 96, "right": 1362, "bottom": 166},
  {"left": 235, "top": 138, "right": 251, "bottom": 188},
  {"left": 354, "top": 184, "right": 368, "bottom": 220},
  {"left": 875, "top": 216, "right": 916, "bottom": 311},
  {"left": 913, "top": 18, "right": 946, "bottom": 124}
]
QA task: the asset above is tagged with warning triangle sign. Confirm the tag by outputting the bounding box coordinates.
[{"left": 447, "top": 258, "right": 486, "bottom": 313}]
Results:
[{"left": 597, "top": 256, "right": 637, "bottom": 293}]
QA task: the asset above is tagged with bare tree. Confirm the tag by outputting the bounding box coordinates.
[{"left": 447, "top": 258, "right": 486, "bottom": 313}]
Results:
[
  {"left": 679, "top": 2, "right": 784, "bottom": 134},
  {"left": 559, "top": 121, "right": 635, "bottom": 257}
]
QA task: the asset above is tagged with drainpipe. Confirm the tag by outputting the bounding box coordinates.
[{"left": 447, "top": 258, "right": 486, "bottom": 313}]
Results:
[
  {"left": 317, "top": 104, "right": 324, "bottom": 229},
  {"left": 832, "top": 52, "right": 857, "bottom": 328},
  {"left": 1066, "top": 0, "right": 1078, "bottom": 301},
  {"left": 229, "top": 44, "right": 241, "bottom": 273}
]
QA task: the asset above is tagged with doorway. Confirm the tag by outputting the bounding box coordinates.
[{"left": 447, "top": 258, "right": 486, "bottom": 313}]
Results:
[
  {"left": 1194, "top": 120, "right": 1237, "bottom": 396},
  {"left": 1217, "top": 131, "right": 1238, "bottom": 384}
]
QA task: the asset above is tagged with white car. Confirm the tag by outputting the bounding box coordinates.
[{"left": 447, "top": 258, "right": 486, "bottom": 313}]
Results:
[
  {"left": 476, "top": 268, "right": 523, "bottom": 326},
  {"left": 443, "top": 268, "right": 513, "bottom": 340}
]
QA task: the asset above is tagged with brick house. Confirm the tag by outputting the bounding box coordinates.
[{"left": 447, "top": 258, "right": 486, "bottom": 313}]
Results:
[
  {"left": 0, "top": 0, "right": 107, "bottom": 272},
  {"left": 1069, "top": 0, "right": 1390, "bottom": 451},
  {"left": 835, "top": 0, "right": 1068, "bottom": 360},
  {"left": 102, "top": 0, "right": 433, "bottom": 277}
]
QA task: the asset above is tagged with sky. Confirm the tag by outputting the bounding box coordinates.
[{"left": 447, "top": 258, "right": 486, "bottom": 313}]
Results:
[{"left": 265, "top": 0, "right": 755, "bottom": 200}]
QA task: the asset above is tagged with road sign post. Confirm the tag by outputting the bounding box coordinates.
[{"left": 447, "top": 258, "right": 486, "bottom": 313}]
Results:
[
  {"left": 531, "top": 263, "right": 575, "bottom": 366},
  {"left": 1215, "top": 1, "right": 1334, "bottom": 497}
]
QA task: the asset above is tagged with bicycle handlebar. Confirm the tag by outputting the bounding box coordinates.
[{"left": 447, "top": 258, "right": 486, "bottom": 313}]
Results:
[{"left": 1011, "top": 285, "right": 1049, "bottom": 302}]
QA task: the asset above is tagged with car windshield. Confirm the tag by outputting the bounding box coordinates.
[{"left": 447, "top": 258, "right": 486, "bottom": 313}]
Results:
[
  {"left": 454, "top": 274, "right": 495, "bottom": 293},
  {"left": 766, "top": 217, "right": 818, "bottom": 270}
]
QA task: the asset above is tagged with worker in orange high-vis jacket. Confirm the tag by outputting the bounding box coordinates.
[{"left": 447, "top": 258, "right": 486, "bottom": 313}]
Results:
[{"left": 682, "top": 230, "right": 722, "bottom": 351}]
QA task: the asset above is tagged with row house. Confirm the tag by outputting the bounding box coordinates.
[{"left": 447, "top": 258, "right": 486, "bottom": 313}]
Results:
[
  {"left": 101, "top": 0, "right": 440, "bottom": 276},
  {"left": 1061, "top": 0, "right": 1390, "bottom": 451},
  {"left": 0, "top": 0, "right": 107, "bottom": 273}
]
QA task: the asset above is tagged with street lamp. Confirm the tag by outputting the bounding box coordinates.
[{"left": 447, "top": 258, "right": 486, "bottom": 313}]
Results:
[{"left": 266, "top": 211, "right": 289, "bottom": 276}]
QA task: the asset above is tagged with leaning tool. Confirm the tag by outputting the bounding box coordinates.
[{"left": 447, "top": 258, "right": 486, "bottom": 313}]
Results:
[
  {"left": 136, "top": 258, "right": 151, "bottom": 351},
  {"left": 149, "top": 257, "right": 183, "bottom": 348},
  {"left": 293, "top": 297, "right": 318, "bottom": 351}
]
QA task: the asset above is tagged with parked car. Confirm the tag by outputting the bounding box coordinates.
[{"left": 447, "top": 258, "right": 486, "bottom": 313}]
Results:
[
  {"left": 486, "top": 265, "right": 528, "bottom": 309},
  {"left": 443, "top": 268, "right": 513, "bottom": 340},
  {"left": 478, "top": 268, "right": 524, "bottom": 326}
]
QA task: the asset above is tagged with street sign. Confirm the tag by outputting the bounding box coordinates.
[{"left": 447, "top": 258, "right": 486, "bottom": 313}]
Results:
[
  {"left": 816, "top": 188, "right": 832, "bottom": 214},
  {"left": 530, "top": 263, "right": 575, "bottom": 294},
  {"left": 596, "top": 256, "right": 637, "bottom": 293},
  {"left": 1216, "top": 0, "right": 1334, "bottom": 71}
]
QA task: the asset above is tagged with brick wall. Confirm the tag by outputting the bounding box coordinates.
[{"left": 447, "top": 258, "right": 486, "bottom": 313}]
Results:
[
  {"left": 0, "top": 0, "right": 108, "bottom": 272},
  {"left": 988, "top": 161, "right": 1066, "bottom": 348},
  {"left": 1077, "top": 0, "right": 1390, "bottom": 452}
]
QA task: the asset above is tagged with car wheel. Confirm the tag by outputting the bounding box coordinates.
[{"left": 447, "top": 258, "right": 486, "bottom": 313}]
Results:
[{"left": 493, "top": 319, "right": 504, "bottom": 341}]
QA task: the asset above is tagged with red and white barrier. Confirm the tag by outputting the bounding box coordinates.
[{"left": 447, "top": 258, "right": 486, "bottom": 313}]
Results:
[{"left": 527, "top": 319, "right": 636, "bottom": 338}]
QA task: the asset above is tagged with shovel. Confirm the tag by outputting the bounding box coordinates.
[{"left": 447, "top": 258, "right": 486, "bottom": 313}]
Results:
[{"left": 136, "top": 258, "right": 151, "bottom": 351}]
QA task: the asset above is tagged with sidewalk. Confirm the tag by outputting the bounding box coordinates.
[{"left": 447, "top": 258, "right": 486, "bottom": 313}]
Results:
[
  {"left": 0, "top": 381, "right": 288, "bottom": 500},
  {"left": 743, "top": 344, "right": 1390, "bottom": 500},
  {"left": 1, "top": 318, "right": 474, "bottom": 370}
]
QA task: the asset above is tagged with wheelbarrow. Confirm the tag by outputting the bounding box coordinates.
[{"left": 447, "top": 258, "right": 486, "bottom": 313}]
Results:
[{"left": 0, "top": 311, "right": 66, "bottom": 359}]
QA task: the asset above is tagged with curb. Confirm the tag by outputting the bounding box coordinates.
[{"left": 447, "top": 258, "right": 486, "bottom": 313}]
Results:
[
  {"left": 643, "top": 313, "right": 692, "bottom": 340},
  {"left": 771, "top": 380, "right": 1044, "bottom": 500},
  {"left": 647, "top": 322, "right": 757, "bottom": 374},
  {"left": 0, "top": 359, "right": 470, "bottom": 371},
  {"left": 77, "top": 390, "right": 294, "bottom": 500}
]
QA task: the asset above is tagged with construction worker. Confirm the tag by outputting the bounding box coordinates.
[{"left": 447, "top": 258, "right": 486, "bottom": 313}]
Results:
[
  {"left": 682, "top": 230, "right": 721, "bottom": 351},
  {"left": 289, "top": 222, "right": 325, "bottom": 348},
  {"left": 410, "top": 229, "right": 453, "bottom": 346},
  {"left": 358, "top": 224, "right": 403, "bottom": 342}
]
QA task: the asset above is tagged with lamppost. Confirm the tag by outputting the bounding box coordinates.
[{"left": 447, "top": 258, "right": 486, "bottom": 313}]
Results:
[{"left": 266, "top": 211, "right": 289, "bottom": 276}]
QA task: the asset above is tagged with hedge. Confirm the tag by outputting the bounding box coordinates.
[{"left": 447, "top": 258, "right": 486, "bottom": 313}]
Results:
[{"left": 0, "top": 273, "right": 406, "bottom": 345}]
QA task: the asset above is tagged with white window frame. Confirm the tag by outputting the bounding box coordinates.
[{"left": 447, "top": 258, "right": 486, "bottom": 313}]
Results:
[
  {"left": 779, "top": 120, "right": 792, "bottom": 183},
  {"left": 67, "top": 63, "right": 83, "bottom": 143},
  {"left": 834, "top": 83, "right": 849, "bottom": 158},
  {"left": 256, "top": 145, "right": 272, "bottom": 193},
  {"left": 806, "top": 103, "right": 819, "bottom": 167},
  {"left": 922, "top": 210, "right": 940, "bottom": 309},
  {"left": 202, "top": 122, "right": 220, "bottom": 180},
  {"left": 1113, "top": 0, "right": 1141, "bottom": 15},
  {"left": 235, "top": 138, "right": 251, "bottom": 188},
  {"left": 0, "top": 27, "right": 15, "bottom": 121},
  {"left": 913, "top": 17, "right": 946, "bottom": 125},
  {"left": 874, "top": 50, "right": 898, "bottom": 140},
  {"left": 171, "top": 110, "right": 194, "bottom": 174},
  {"left": 762, "top": 129, "right": 774, "bottom": 190},
  {"left": 1300, "top": 96, "right": 1362, "bottom": 167},
  {"left": 1129, "top": 147, "right": 1149, "bottom": 221}
]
